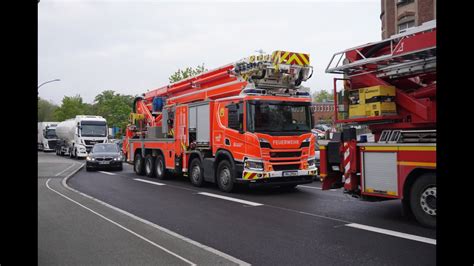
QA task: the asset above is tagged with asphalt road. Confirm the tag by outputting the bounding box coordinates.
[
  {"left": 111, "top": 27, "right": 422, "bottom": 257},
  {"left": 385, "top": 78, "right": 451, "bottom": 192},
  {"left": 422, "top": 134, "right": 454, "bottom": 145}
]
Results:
[
  {"left": 51, "top": 152, "right": 437, "bottom": 265},
  {"left": 38, "top": 152, "right": 246, "bottom": 265}
]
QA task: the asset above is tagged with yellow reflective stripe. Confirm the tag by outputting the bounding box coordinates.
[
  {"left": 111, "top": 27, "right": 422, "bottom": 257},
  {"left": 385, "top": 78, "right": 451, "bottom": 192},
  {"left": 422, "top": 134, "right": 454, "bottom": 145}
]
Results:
[
  {"left": 319, "top": 146, "right": 326, "bottom": 150},
  {"left": 398, "top": 146, "right": 436, "bottom": 151},
  {"left": 288, "top": 54, "right": 303, "bottom": 65},
  {"left": 363, "top": 146, "right": 436, "bottom": 151},
  {"left": 299, "top": 53, "right": 309, "bottom": 65},
  {"left": 398, "top": 161, "right": 436, "bottom": 167},
  {"left": 363, "top": 146, "right": 398, "bottom": 151},
  {"left": 280, "top": 51, "right": 290, "bottom": 63},
  {"left": 365, "top": 188, "right": 397, "bottom": 196}
]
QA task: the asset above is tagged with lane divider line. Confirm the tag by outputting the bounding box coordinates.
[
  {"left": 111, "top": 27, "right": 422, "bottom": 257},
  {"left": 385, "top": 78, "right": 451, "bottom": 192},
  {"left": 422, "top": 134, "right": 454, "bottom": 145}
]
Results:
[
  {"left": 55, "top": 163, "right": 76, "bottom": 177},
  {"left": 134, "top": 179, "right": 166, "bottom": 186},
  {"left": 61, "top": 165, "right": 250, "bottom": 266},
  {"left": 197, "top": 192, "right": 263, "bottom": 207},
  {"left": 45, "top": 178, "right": 196, "bottom": 265},
  {"left": 98, "top": 171, "right": 117, "bottom": 176},
  {"left": 345, "top": 223, "right": 436, "bottom": 245}
]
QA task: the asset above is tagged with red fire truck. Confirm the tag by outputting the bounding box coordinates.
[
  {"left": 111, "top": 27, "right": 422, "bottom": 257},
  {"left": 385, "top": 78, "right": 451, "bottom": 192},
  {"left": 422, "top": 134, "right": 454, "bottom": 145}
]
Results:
[
  {"left": 123, "top": 51, "right": 318, "bottom": 192},
  {"left": 319, "top": 21, "right": 436, "bottom": 227}
]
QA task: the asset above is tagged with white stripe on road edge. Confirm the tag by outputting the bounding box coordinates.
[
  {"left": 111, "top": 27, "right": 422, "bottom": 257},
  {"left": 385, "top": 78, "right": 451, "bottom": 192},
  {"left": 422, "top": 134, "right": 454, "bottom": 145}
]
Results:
[
  {"left": 345, "top": 223, "right": 436, "bottom": 245},
  {"left": 134, "top": 178, "right": 165, "bottom": 186},
  {"left": 46, "top": 178, "right": 196, "bottom": 266},
  {"left": 198, "top": 192, "right": 263, "bottom": 207},
  {"left": 98, "top": 171, "right": 117, "bottom": 176},
  {"left": 61, "top": 165, "right": 250, "bottom": 266},
  {"left": 298, "top": 185, "right": 322, "bottom": 190},
  {"left": 55, "top": 163, "right": 76, "bottom": 177}
]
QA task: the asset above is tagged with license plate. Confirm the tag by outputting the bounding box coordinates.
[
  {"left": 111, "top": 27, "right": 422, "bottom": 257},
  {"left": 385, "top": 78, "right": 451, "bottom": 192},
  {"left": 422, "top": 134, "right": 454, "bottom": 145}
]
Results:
[
  {"left": 283, "top": 171, "right": 298, "bottom": 177},
  {"left": 99, "top": 161, "right": 110, "bottom": 164}
]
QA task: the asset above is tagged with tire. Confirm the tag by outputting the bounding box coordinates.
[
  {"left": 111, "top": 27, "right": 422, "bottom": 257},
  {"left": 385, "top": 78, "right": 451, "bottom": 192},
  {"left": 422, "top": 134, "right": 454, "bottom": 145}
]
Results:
[
  {"left": 86, "top": 167, "right": 92, "bottom": 172},
  {"left": 189, "top": 158, "right": 204, "bottom": 187},
  {"left": 409, "top": 172, "right": 436, "bottom": 228},
  {"left": 117, "top": 165, "right": 123, "bottom": 171},
  {"left": 216, "top": 160, "right": 235, "bottom": 193},
  {"left": 154, "top": 154, "right": 167, "bottom": 180},
  {"left": 134, "top": 153, "right": 145, "bottom": 175},
  {"left": 144, "top": 154, "right": 155, "bottom": 177}
]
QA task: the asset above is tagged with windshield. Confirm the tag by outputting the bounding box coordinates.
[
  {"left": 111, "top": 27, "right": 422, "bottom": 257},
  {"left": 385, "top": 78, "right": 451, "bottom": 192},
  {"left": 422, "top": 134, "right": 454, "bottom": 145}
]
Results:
[
  {"left": 81, "top": 122, "right": 107, "bottom": 137},
  {"left": 92, "top": 144, "right": 118, "bottom": 153},
  {"left": 45, "top": 129, "right": 57, "bottom": 139},
  {"left": 247, "top": 101, "right": 312, "bottom": 135}
]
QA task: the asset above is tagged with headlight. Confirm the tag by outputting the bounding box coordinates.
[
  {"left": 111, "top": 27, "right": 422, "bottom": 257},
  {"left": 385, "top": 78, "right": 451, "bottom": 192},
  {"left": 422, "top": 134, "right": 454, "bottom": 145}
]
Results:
[
  {"left": 259, "top": 138, "right": 271, "bottom": 148},
  {"left": 114, "top": 156, "right": 122, "bottom": 161},
  {"left": 245, "top": 159, "right": 264, "bottom": 171},
  {"left": 86, "top": 156, "right": 95, "bottom": 161},
  {"left": 307, "top": 157, "right": 316, "bottom": 167}
]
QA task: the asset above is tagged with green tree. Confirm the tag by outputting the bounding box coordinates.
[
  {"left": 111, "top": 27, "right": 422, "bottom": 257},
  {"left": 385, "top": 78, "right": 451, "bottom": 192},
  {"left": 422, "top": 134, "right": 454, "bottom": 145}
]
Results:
[
  {"left": 53, "top": 95, "right": 90, "bottom": 121},
  {"left": 93, "top": 90, "right": 134, "bottom": 136},
  {"left": 38, "top": 97, "right": 58, "bottom": 122},
  {"left": 169, "top": 64, "right": 207, "bottom": 83},
  {"left": 312, "top": 89, "right": 334, "bottom": 103}
]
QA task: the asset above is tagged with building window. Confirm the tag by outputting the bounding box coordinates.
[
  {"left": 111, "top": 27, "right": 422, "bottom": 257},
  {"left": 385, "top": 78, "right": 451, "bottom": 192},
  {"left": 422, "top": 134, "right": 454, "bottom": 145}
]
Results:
[{"left": 398, "top": 20, "right": 415, "bottom": 33}]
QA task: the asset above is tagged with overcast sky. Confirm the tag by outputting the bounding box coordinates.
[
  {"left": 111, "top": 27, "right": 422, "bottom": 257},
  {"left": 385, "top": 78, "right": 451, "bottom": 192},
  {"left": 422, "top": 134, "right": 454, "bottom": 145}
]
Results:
[{"left": 38, "top": 0, "right": 381, "bottom": 105}]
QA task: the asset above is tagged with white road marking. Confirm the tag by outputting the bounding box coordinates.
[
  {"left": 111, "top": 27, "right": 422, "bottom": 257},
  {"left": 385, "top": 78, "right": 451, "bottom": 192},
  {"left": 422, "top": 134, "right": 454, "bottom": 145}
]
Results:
[
  {"left": 298, "top": 185, "right": 322, "bottom": 190},
  {"left": 45, "top": 178, "right": 196, "bottom": 266},
  {"left": 55, "top": 163, "right": 76, "bottom": 177},
  {"left": 134, "top": 179, "right": 166, "bottom": 186},
  {"left": 61, "top": 169, "right": 250, "bottom": 266},
  {"left": 298, "top": 185, "right": 339, "bottom": 191},
  {"left": 198, "top": 192, "right": 263, "bottom": 207},
  {"left": 345, "top": 223, "right": 436, "bottom": 245},
  {"left": 98, "top": 171, "right": 117, "bottom": 175}
]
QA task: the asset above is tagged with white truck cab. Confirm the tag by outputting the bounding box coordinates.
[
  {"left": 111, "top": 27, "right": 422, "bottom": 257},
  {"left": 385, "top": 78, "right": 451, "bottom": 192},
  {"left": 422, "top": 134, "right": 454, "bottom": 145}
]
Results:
[{"left": 38, "top": 122, "right": 59, "bottom": 152}]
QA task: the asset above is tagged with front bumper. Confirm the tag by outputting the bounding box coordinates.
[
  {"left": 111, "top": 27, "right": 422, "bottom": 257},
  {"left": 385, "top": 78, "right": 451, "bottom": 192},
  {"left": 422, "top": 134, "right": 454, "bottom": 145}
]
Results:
[
  {"left": 86, "top": 161, "right": 122, "bottom": 169},
  {"left": 236, "top": 168, "right": 317, "bottom": 186}
]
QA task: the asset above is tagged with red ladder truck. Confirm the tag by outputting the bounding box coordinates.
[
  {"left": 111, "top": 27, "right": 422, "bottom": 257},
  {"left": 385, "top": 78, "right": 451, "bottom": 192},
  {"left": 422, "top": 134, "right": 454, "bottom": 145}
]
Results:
[
  {"left": 319, "top": 20, "right": 436, "bottom": 227},
  {"left": 123, "top": 51, "right": 318, "bottom": 192}
]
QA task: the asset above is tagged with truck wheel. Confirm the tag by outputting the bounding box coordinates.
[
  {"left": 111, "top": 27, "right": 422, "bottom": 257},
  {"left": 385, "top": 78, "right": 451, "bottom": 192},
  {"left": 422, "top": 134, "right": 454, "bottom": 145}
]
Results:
[
  {"left": 155, "top": 154, "right": 167, "bottom": 180},
  {"left": 144, "top": 154, "right": 155, "bottom": 177},
  {"left": 409, "top": 172, "right": 436, "bottom": 228},
  {"left": 216, "top": 160, "right": 235, "bottom": 192},
  {"left": 134, "top": 153, "right": 145, "bottom": 175},
  {"left": 189, "top": 158, "right": 204, "bottom": 187}
]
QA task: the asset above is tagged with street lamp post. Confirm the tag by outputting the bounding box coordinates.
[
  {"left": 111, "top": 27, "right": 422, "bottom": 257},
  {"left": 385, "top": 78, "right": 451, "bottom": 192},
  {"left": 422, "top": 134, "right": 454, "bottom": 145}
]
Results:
[{"left": 38, "top": 78, "right": 60, "bottom": 89}]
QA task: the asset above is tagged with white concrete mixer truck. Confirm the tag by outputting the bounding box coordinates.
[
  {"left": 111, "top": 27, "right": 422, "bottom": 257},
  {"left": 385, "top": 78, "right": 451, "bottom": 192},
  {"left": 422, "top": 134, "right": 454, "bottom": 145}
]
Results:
[{"left": 55, "top": 115, "right": 108, "bottom": 158}]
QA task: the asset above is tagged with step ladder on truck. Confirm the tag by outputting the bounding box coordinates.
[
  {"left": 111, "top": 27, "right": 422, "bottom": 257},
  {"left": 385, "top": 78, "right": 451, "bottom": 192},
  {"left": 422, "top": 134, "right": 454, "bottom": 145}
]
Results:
[
  {"left": 320, "top": 20, "right": 437, "bottom": 228},
  {"left": 123, "top": 50, "right": 318, "bottom": 192}
]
